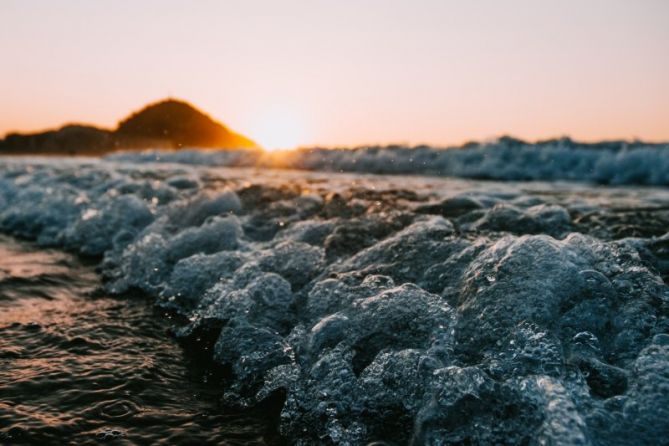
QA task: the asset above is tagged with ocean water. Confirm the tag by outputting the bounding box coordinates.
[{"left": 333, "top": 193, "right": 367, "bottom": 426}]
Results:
[
  {"left": 0, "top": 156, "right": 668, "bottom": 445},
  {"left": 108, "top": 140, "right": 669, "bottom": 185},
  {"left": 0, "top": 235, "right": 283, "bottom": 445}
]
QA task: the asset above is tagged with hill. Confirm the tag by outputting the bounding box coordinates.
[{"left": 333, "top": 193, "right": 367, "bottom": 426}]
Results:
[
  {"left": 0, "top": 99, "right": 258, "bottom": 155},
  {"left": 115, "top": 99, "right": 256, "bottom": 149}
]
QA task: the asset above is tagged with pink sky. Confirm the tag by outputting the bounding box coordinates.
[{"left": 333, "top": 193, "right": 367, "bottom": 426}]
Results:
[{"left": 1, "top": 0, "right": 668, "bottom": 148}]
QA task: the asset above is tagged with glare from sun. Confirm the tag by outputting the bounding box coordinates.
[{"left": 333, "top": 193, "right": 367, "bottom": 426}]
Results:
[{"left": 249, "top": 109, "right": 305, "bottom": 151}]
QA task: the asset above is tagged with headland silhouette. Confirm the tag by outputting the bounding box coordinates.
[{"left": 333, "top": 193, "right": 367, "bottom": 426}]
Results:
[{"left": 0, "top": 99, "right": 258, "bottom": 155}]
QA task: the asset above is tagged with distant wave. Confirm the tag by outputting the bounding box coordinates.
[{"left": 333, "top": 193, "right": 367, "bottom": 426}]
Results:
[{"left": 107, "top": 139, "right": 669, "bottom": 185}]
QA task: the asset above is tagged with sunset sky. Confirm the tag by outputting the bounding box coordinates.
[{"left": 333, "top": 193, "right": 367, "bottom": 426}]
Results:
[{"left": 1, "top": 0, "right": 668, "bottom": 148}]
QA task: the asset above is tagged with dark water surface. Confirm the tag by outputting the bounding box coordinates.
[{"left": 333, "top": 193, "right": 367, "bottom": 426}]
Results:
[{"left": 0, "top": 236, "right": 282, "bottom": 445}]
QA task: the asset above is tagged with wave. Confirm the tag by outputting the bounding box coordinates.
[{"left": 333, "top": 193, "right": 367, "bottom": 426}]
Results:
[
  {"left": 107, "top": 139, "right": 669, "bottom": 185},
  {"left": 0, "top": 157, "right": 668, "bottom": 444}
]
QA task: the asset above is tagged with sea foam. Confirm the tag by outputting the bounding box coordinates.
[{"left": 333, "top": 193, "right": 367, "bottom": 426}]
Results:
[{"left": 0, "top": 156, "right": 667, "bottom": 445}]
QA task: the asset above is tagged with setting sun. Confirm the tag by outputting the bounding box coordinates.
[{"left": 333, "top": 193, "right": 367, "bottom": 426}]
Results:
[{"left": 248, "top": 109, "right": 305, "bottom": 151}]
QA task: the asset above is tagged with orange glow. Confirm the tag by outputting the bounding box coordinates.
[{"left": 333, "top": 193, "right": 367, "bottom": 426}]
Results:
[
  {"left": 249, "top": 109, "right": 306, "bottom": 151},
  {"left": 0, "top": 1, "right": 668, "bottom": 145}
]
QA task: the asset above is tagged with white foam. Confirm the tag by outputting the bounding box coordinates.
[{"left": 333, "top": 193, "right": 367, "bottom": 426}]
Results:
[{"left": 0, "top": 155, "right": 667, "bottom": 445}]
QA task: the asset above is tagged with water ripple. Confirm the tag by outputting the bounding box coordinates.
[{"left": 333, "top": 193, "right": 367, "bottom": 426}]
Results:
[{"left": 0, "top": 236, "right": 283, "bottom": 445}]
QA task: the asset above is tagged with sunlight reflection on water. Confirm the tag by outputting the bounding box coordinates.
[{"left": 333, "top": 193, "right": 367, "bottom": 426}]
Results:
[{"left": 0, "top": 236, "right": 282, "bottom": 445}]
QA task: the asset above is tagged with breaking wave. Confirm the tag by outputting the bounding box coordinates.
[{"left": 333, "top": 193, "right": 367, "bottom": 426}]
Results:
[
  {"left": 0, "top": 156, "right": 668, "bottom": 444},
  {"left": 107, "top": 138, "right": 669, "bottom": 185}
]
